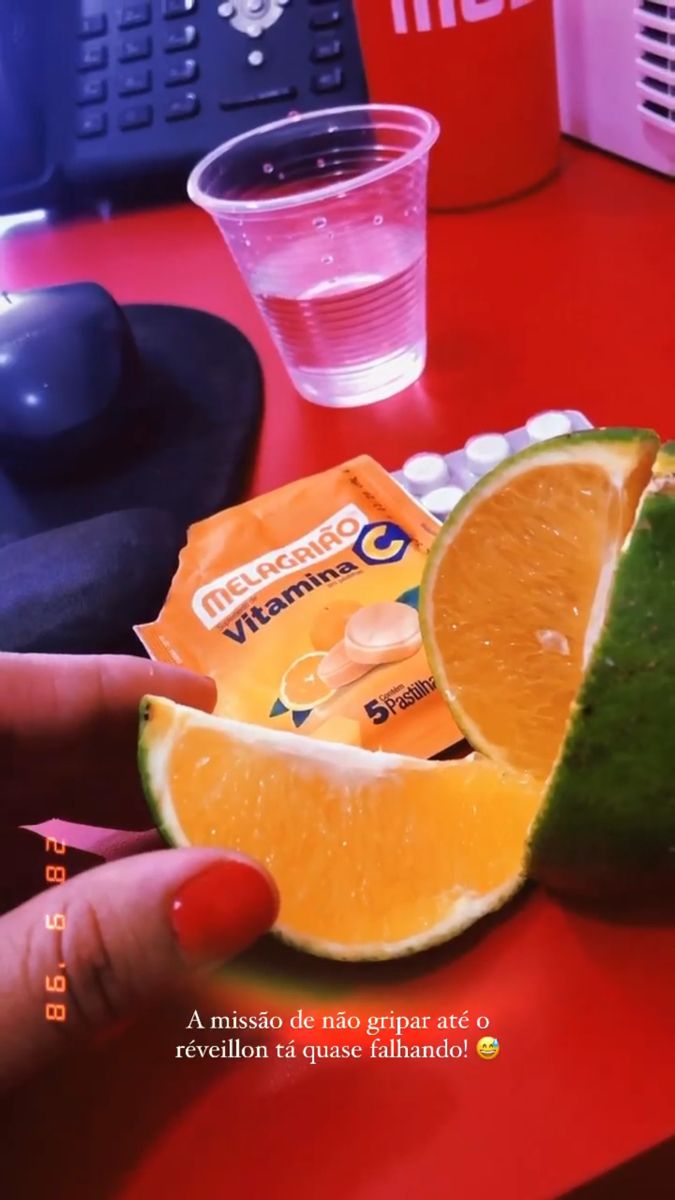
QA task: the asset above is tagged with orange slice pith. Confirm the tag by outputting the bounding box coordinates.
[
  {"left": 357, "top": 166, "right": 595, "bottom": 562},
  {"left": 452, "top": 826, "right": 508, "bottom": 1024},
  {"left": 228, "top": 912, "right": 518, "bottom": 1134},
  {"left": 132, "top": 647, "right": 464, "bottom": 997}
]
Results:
[
  {"left": 279, "top": 652, "right": 334, "bottom": 711},
  {"left": 421, "top": 430, "right": 659, "bottom": 780},
  {"left": 140, "top": 697, "right": 542, "bottom": 960}
]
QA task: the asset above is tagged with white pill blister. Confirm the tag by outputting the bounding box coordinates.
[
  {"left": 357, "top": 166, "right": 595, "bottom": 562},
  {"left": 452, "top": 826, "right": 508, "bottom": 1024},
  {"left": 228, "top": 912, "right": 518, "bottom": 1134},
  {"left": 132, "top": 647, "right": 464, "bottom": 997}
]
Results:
[
  {"left": 392, "top": 409, "right": 593, "bottom": 520},
  {"left": 526, "top": 410, "right": 573, "bottom": 441},
  {"left": 401, "top": 452, "right": 450, "bottom": 494},
  {"left": 464, "top": 433, "right": 511, "bottom": 477},
  {"left": 421, "top": 485, "right": 465, "bottom": 520}
]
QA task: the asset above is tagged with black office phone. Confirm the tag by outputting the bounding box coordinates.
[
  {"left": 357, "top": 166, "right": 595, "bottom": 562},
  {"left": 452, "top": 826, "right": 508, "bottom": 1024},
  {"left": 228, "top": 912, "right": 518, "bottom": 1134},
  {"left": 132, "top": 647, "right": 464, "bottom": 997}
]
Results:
[{"left": 0, "top": 1, "right": 368, "bottom": 216}]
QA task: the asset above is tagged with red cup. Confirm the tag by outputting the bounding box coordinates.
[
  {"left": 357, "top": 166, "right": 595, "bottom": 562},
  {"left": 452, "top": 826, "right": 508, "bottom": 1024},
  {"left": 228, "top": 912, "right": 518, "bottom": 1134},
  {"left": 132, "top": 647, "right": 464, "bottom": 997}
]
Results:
[{"left": 353, "top": 0, "right": 560, "bottom": 209}]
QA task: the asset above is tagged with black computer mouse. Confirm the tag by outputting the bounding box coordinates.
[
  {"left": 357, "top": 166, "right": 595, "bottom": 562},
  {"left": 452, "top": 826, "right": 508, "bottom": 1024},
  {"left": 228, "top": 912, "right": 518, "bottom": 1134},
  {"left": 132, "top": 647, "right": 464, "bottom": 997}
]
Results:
[{"left": 0, "top": 282, "right": 138, "bottom": 481}]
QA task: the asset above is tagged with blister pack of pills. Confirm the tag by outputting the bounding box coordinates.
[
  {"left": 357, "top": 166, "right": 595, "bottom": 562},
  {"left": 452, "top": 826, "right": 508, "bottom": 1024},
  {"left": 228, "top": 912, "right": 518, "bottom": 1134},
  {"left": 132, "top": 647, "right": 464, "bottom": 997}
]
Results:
[{"left": 392, "top": 410, "right": 594, "bottom": 521}]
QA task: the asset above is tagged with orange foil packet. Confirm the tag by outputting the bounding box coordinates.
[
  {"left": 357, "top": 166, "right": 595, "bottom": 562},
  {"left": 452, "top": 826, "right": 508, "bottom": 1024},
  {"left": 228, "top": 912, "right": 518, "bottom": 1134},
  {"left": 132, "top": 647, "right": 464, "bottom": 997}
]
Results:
[{"left": 136, "top": 456, "right": 461, "bottom": 758}]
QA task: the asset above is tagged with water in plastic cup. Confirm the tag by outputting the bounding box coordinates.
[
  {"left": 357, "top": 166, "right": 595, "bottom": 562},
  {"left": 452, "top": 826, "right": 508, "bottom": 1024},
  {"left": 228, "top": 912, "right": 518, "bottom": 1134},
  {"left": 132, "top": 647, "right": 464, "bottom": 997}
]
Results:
[{"left": 188, "top": 105, "right": 439, "bottom": 408}]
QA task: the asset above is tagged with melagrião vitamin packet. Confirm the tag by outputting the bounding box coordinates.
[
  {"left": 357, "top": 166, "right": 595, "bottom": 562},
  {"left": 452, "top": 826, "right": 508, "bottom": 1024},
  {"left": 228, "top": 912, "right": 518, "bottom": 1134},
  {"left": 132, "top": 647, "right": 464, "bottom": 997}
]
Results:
[{"left": 136, "top": 456, "right": 461, "bottom": 757}]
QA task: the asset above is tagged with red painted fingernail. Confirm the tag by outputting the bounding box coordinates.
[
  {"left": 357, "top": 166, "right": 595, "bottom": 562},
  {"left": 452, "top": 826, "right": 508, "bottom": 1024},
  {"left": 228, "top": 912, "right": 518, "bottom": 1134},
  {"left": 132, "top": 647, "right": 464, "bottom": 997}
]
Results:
[{"left": 171, "top": 859, "right": 279, "bottom": 964}]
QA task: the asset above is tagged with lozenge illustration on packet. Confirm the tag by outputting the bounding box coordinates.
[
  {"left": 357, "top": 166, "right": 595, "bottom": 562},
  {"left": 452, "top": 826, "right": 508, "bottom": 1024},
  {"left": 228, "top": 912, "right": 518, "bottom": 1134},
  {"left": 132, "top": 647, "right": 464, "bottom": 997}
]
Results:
[{"left": 136, "top": 456, "right": 462, "bottom": 757}]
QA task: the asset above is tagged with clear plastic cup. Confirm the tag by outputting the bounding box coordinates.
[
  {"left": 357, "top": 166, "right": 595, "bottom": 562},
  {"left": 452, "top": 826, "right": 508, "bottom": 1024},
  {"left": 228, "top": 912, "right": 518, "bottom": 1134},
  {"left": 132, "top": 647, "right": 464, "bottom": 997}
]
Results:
[{"left": 187, "top": 105, "right": 439, "bottom": 409}]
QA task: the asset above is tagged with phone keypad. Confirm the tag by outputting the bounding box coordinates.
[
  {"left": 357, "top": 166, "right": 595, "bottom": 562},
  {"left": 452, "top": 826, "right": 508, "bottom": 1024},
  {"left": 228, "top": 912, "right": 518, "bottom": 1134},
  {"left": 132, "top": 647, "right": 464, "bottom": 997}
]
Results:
[
  {"left": 309, "top": 8, "right": 341, "bottom": 30},
  {"left": 165, "top": 58, "right": 199, "bottom": 86},
  {"left": 118, "top": 3, "right": 152, "bottom": 30},
  {"left": 74, "top": 2, "right": 204, "bottom": 137},
  {"left": 165, "top": 24, "right": 198, "bottom": 51},
  {"left": 119, "top": 35, "right": 153, "bottom": 62},
  {"left": 77, "top": 77, "right": 108, "bottom": 105},
  {"left": 78, "top": 43, "right": 109, "bottom": 71},
  {"left": 312, "top": 66, "right": 343, "bottom": 93},
  {"left": 162, "top": 0, "right": 197, "bottom": 16},
  {"left": 166, "top": 92, "right": 200, "bottom": 120},
  {"left": 119, "top": 103, "right": 154, "bottom": 130},
  {"left": 76, "top": 111, "right": 108, "bottom": 138},
  {"left": 311, "top": 38, "right": 342, "bottom": 63},
  {"left": 79, "top": 14, "right": 108, "bottom": 39},
  {"left": 74, "top": 0, "right": 359, "bottom": 147},
  {"left": 308, "top": 5, "right": 346, "bottom": 96},
  {"left": 118, "top": 68, "right": 153, "bottom": 97}
]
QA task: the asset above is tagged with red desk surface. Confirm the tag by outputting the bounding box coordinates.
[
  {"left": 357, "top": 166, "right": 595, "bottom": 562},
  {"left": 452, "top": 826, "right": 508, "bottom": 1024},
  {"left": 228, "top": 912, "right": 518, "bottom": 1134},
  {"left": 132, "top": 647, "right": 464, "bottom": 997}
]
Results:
[{"left": 2, "top": 142, "right": 674, "bottom": 1200}]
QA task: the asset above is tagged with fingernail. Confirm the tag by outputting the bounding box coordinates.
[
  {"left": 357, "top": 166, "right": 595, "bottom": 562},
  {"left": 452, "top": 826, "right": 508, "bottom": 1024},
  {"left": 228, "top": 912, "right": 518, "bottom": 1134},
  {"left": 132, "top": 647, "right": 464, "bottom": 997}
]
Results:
[{"left": 170, "top": 859, "right": 279, "bottom": 964}]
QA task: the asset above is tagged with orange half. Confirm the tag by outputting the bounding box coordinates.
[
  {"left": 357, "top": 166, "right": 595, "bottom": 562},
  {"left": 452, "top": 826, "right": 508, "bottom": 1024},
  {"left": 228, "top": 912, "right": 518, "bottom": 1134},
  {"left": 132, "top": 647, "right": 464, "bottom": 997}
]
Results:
[{"left": 421, "top": 429, "right": 659, "bottom": 779}]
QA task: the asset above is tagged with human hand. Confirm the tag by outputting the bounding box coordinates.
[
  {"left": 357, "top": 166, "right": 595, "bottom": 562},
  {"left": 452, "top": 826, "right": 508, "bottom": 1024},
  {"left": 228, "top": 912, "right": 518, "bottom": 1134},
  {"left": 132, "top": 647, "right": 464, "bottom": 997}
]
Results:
[{"left": 0, "top": 653, "right": 278, "bottom": 1091}]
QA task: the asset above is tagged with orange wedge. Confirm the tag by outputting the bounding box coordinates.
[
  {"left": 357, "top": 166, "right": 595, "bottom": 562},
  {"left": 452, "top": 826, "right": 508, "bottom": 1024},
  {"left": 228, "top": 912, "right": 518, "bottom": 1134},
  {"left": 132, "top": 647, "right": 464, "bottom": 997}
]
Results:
[
  {"left": 421, "top": 429, "right": 659, "bottom": 779},
  {"left": 139, "top": 696, "right": 542, "bottom": 960}
]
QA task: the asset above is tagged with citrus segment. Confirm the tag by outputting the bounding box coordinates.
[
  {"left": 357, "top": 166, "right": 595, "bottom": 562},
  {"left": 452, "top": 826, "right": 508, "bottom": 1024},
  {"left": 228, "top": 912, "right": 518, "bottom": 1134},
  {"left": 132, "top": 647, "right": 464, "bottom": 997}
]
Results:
[
  {"left": 279, "top": 652, "right": 334, "bottom": 711},
  {"left": 421, "top": 430, "right": 659, "bottom": 779},
  {"left": 139, "top": 697, "right": 543, "bottom": 960}
]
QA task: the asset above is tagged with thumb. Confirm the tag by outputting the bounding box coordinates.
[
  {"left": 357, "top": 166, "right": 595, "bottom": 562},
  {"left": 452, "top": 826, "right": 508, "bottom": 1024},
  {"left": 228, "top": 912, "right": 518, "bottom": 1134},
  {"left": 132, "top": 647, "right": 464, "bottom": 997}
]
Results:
[{"left": 0, "top": 848, "right": 278, "bottom": 1091}]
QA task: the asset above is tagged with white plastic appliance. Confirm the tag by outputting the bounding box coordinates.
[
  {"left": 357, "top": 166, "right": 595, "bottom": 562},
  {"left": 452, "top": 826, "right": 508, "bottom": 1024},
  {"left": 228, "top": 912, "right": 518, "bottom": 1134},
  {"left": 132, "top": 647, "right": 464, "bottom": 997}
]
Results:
[{"left": 554, "top": 0, "right": 675, "bottom": 176}]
